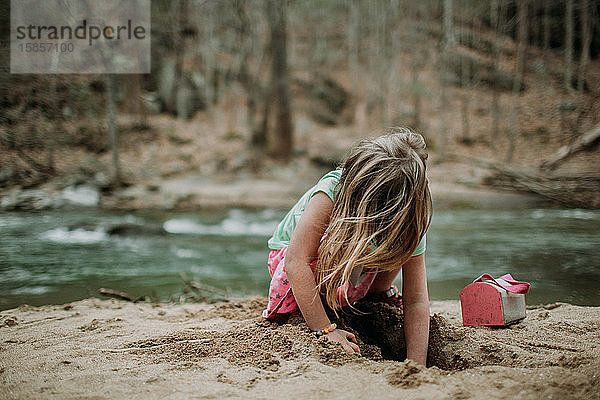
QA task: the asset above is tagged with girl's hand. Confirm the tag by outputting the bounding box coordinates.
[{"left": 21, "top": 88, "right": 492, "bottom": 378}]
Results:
[{"left": 324, "top": 329, "right": 361, "bottom": 355}]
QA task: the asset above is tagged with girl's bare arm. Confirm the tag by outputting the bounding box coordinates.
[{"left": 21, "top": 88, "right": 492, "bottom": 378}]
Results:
[
  {"left": 401, "top": 253, "right": 430, "bottom": 365},
  {"left": 284, "top": 192, "right": 360, "bottom": 354}
]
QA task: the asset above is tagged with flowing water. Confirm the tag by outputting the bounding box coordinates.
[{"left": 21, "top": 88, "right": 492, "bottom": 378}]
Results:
[{"left": 1, "top": 208, "right": 599, "bottom": 311}]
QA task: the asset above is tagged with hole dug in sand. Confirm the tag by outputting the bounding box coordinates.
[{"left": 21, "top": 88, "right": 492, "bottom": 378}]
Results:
[{"left": 333, "top": 300, "right": 471, "bottom": 370}]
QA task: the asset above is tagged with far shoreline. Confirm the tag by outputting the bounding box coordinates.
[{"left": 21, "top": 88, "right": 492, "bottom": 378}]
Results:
[{"left": 1, "top": 174, "right": 550, "bottom": 213}]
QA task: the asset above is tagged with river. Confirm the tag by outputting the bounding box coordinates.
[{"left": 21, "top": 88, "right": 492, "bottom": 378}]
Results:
[{"left": 1, "top": 208, "right": 598, "bottom": 310}]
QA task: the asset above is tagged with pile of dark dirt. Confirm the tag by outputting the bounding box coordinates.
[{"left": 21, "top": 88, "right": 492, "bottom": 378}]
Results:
[{"left": 332, "top": 300, "right": 471, "bottom": 369}]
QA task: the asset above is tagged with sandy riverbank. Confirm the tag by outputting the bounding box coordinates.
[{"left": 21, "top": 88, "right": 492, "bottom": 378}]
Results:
[{"left": 1, "top": 297, "right": 598, "bottom": 399}]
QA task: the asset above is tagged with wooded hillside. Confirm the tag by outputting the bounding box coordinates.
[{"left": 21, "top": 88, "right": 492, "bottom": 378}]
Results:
[{"left": 0, "top": 0, "right": 599, "bottom": 207}]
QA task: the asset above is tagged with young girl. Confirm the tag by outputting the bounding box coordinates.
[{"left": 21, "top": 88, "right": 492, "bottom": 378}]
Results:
[{"left": 263, "top": 128, "right": 432, "bottom": 365}]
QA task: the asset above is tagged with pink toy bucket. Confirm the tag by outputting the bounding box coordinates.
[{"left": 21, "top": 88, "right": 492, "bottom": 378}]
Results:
[{"left": 460, "top": 274, "right": 531, "bottom": 326}]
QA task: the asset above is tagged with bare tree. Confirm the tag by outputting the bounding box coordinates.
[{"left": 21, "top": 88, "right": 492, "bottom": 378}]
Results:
[
  {"left": 106, "top": 74, "right": 121, "bottom": 184},
  {"left": 380, "top": 0, "right": 402, "bottom": 126},
  {"left": 122, "top": 75, "right": 147, "bottom": 127},
  {"left": 409, "top": 54, "right": 427, "bottom": 131},
  {"left": 459, "top": 6, "right": 476, "bottom": 144},
  {"left": 507, "top": 0, "right": 528, "bottom": 162},
  {"left": 438, "top": 0, "right": 456, "bottom": 156},
  {"left": 578, "top": 0, "right": 591, "bottom": 93},
  {"left": 266, "top": 0, "right": 293, "bottom": 159},
  {"left": 564, "top": 0, "right": 574, "bottom": 91},
  {"left": 406, "top": 3, "right": 428, "bottom": 131},
  {"left": 161, "top": 0, "right": 186, "bottom": 116},
  {"left": 443, "top": 0, "right": 456, "bottom": 47},
  {"left": 348, "top": 0, "right": 360, "bottom": 101},
  {"left": 233, "top": 0, "right": 266, "bottom": 147},
  {"left": 490, "top": 0, "right": 501, "bottom": 149},
  {"left": 543, "top": 0, "right": 551, "bottom": 66}
]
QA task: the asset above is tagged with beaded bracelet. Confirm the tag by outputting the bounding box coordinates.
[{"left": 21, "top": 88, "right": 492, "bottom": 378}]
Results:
[{"left": 312, "top": 323, "right": 337, "bottom": 338}]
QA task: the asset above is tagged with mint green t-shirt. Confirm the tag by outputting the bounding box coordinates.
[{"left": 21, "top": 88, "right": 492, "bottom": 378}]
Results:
[{"left": 267, "top": 169, "right": 426, "bottom": 256}]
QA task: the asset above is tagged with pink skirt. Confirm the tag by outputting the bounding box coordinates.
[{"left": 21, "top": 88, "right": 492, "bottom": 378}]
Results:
[{"left": 262, "top": 246, "right": 377, "bottom": 319}]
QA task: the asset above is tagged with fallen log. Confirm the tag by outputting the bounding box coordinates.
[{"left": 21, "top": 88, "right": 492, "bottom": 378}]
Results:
[
  {"left": 445, "top": 154, "right": 600, "bottom": 208},
  {"left": 541, "top": 124, "right": 600, "bottom": 170}
]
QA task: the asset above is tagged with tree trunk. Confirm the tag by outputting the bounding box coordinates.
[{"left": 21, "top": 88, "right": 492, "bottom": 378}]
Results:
[
  {"left": 439, "top": 0, "right": 455, "bottom": 155},
  {"left": 578, "top": 0, "right": 591, "bottom": 93},
  {"left": 168, "top": 0, "right": 186, "bottom": 115},
  {"left": 564, "top": 0, "right": 574, "bottom": 91},
  {"left": 348, "top": 0, "right": 360, "bottom": 99},
  {"left": 543, "top": 0, "right": 550, "bottom": 65},
  {"left": 122, "top": 74, "right": 147, "bottom": 126},
  {"left": 459, "top": 11, "right": 475, "bottom": 144},
  {"left": 106, "top": 74, "right": 121, "bottom": 184},
  {"left": 382, "top": 1, "right": 401, "bottom": 127},
  {"left": 460, "top": 47, "right": 471, "bottom": 142},
  {"left": 443, "top": 0, "right": 455, "bottom": 47},
  {"left": 460, "top": 93, "right": 470, "bottom": 142},
  {"left": 490, "top": 0, "right": 501, "bottom": 149},
  {"left": 507, "top": 0, "right": 528, "bottom": 162},
  {"left": 256, "top": 97, "right": 270, "bottom": 149},
  {"left": 266, "top": 0, "right": 293, "bottom": 159},
  {"left": 233, "top": 0, "right": 264, "bottom": 147},
  {"left": 411, "top": 63, "right": 422, "bottom": 130},
  {"left": 348, "top": 0, "right": 364, "bottom": 128},
  {"left": 438, "top": 63, "right": 448, "bottom": 156},
  {"left": 46, "top": 76, "right": 59, "bottom": 174}
]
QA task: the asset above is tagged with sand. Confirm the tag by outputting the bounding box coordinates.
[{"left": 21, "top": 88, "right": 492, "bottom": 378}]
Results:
[{"left": 1, "top": 297, "right": 598, "bottom": 400}]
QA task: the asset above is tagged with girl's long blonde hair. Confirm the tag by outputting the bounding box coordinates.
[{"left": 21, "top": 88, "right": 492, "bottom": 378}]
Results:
[{"left": 316, "top": 127, "right": 432, "bottom": 311}]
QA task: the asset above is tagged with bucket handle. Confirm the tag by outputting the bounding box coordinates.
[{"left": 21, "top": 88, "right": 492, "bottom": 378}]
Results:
[{"left": 473, "top": 273, "right": 530, "bottom": 294}]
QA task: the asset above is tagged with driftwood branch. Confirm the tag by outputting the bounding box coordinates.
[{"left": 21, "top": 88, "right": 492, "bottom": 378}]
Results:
[
  {"left": 179, "top": 273, "right": 230, "bottom": 302},
  {"left": 541, "top": 124, "right": 600, "bottom": 170},
  {"left": 98, "top": 288, "right": 140, "bottom": 302}
]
